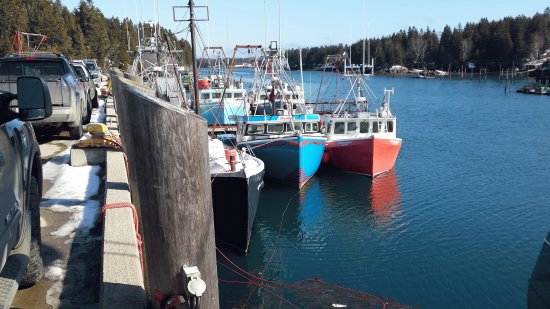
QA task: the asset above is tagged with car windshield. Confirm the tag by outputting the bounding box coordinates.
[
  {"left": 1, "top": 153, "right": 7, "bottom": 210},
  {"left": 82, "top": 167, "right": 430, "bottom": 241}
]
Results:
[
  {"left": 85, "top": 63, "right": 97, "bottom": 71},
  {"left": 73, "top": 66, "right": 86, "bottom": 78}
]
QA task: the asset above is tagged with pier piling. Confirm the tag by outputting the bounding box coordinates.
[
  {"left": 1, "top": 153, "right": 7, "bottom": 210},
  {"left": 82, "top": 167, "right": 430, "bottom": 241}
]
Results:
[{"left": 111, "top": 70, "right": 219, "bottom": 308}]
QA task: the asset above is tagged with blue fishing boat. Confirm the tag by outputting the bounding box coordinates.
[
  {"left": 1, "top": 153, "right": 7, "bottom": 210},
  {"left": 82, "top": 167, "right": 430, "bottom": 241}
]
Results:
[
  {"left": 236, "top": 41, "right": 326, "bottom": 189},
  {"left": 199, "top": 86, "right": 247, "bottom": 125},
  {"left": 195, "top": 47, "right": 248, "bottom": 125},
  {"left": 236, "top": 113, "right": 326, "bottom": 189}
]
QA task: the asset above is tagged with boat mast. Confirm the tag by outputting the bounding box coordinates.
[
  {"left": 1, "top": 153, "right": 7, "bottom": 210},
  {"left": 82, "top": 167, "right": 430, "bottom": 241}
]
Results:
[
  {"left": 362, "top": 0, "right": 366, "bottom": 75},
  {"left": 189, "top": 0, "right": 200, "bottom": 115}
]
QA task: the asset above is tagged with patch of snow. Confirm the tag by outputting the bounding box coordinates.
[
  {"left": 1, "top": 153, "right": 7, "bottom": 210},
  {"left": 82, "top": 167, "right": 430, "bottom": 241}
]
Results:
[
  {"left": 41, "top": 145, "right": 103, "bottom": 239},
  {"left": 50, "top": 200, "right": 101, "bottom": 238},
  {"left": 45, "top": 260, "right": 65, "bottom": 281},
  {"left": 90, "top": 98, "right": 107, "bottom": 124},
  {"left": 40, "top": 216, "right": 47, "bottom": 227},
  {"left": 42, "top": 165, "right": 101, "bottom": 202},
  {"left": 42, "top": 148, "right": 70, "bottom": 181}
]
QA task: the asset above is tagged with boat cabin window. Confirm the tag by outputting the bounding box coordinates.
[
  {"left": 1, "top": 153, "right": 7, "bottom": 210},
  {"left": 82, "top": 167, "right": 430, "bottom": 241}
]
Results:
[
  {"left": 372, "top": 121, "right": 379, "bottom": 133},
  {"left": 347, "top": 121, "right": 357, "bottom": 133},
  {"left": 360, "top": 121, "right": 370, "bottom": 133},
  {"left": 292, "top": 94, "right": 299, "bottom": 100},
  {"left": 224, "top": 92, "right": 233, "bottom": 98},
  {"left": 285, "top": 123, "right": 298, "bottom": 133},
  {"left": 234, "top": 92, "right": 243, "bottom": 99},
  {"left": 387, "top": 121, "right": 394, "bottom": 132},
  {"left": 201, "top": 93, "right": 210, "bottom": 100},
  {"left": 260, "top": 94, "right": 268, "bottom": 100},
  {"left": 266, "top": 124, "right": 284, "bottom": 134},
  {"left": 247, "top": 124, "right": 265, "bottom": 134},
  {"left": 212, "top": 93, "right": 221, "bottom": 99},
  {"left": 334, "top": 122, "right": 345, "bottom": 134},
  {"left": 303, "top": 122, "right": 319, "bottom": 133}
]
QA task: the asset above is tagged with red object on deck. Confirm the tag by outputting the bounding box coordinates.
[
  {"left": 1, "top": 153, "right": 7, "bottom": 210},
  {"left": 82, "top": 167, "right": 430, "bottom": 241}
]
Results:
[
  {"left": 325, "top": 136, "right": 402, "bottom": 176},
  {"left": 198, "top": 79, "right": 210, "bottom": 89}
]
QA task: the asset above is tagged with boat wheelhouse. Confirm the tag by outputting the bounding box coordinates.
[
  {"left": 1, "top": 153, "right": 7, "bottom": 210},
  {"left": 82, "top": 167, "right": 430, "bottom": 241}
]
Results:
[
  {"left": 323, "top": 107, "right": 401, "bottom": 176},
  {"left": 248, "top": 82, "right": 306, "bottom": 115},
  {"left": 237, "top": 113, "right": 326, "bottom": 189},
  {"left": 199, "top": 86, "right": 247, "bottom": 125}
]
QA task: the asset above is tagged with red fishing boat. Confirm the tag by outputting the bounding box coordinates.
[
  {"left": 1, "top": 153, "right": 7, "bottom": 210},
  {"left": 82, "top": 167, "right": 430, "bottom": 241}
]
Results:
[{"left": 314, "top": 55, "right": 401, "bottom": 176}]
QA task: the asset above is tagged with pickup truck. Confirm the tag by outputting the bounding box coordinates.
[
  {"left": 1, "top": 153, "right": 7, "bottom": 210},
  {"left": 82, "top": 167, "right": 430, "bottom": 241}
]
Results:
[
  {"left": 0, "top": 76, "right": 51, "bottom": 306},
  {"left": 0, "top": 53, "right": 90, "bottom": 139}
]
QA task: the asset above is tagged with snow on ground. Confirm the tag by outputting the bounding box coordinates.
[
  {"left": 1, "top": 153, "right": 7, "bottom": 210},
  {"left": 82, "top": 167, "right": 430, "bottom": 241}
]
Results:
[{"left": 42, "top": 98, "right": 107, "bottom": 308}]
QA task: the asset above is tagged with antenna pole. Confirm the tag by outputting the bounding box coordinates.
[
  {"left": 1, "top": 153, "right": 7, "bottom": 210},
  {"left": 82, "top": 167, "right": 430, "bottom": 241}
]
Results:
[
  {"left": 189, "top": 0, "right": 201, "bottom": 115},
  {"left": 362, "top": 0, "right": 366, "bottom": 74}
]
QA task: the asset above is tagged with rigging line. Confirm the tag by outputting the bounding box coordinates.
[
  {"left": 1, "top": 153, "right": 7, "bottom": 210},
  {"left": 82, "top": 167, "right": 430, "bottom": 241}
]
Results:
[
  {"left": 216, "top": 260, "right": 261, "bottom": 283},
  {"left": 218, "top": 279, "right": 273, "bottom": 289},
  {"left": 219, "top": 246, "right": 384, "bottom": 302},
  {"left": 247, "top": 189, "right": 300, "bottom": 302}
]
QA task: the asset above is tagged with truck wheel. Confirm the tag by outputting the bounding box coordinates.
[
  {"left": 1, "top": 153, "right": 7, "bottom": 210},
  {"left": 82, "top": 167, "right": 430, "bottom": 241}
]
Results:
[
  {"left": 20, "top": 176, "right": 43, "bottom": 288},
  {"left": 92, "top": 92, "right": 99, "bottom": 108},
  {"left": 69, "top": 118, "right": 83, "bottom": 140},
  {"left": 84, "top": 98, "right": 92, "bottom": 125}
]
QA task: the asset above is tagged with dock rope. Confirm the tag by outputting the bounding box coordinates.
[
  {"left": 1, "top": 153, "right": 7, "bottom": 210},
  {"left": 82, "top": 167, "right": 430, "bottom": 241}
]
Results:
[{"left": 100, "top": 202, "right": 143, "bottom": 273}]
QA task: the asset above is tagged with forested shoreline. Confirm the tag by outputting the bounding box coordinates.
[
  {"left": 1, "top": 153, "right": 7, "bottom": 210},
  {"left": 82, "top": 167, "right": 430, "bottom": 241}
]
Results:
[
  {"left": 288, "top": 8, "right": 550, "bottom": 72},
  {"left": 0, "top": 0, "right": 191, "bottom": 68},
  {"left": 0, "top": 1, "right": 548, "bottom": 72}
]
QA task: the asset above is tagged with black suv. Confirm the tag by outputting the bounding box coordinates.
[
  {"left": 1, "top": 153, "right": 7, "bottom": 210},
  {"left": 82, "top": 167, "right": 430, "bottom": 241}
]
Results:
[{"left": 0, "top": 76, "right": 51, "bottom": 304}]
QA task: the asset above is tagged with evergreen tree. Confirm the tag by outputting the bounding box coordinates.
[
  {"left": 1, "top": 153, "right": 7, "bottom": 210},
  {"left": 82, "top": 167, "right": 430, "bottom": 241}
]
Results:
[{"left": 0, "top": 0, "right": 29, "bottom": 55}]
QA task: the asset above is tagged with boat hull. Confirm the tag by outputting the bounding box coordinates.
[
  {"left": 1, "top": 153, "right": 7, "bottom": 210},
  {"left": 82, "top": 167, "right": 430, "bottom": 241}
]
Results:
[
  {"left": 200, "top": 101, "right": 247, "bottom": 125},
  {"left": 239, "top": 135, "right": 326, "bottom": 189},
  {"left": 211, "top": 168, "right": 264, "bottom": 254},
  {"left": 325, "top": 136, "right": 402, "bottom": 176}
]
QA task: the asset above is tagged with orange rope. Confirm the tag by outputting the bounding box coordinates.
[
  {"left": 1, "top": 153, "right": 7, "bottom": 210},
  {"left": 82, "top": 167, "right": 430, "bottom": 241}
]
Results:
[{"left": 100, "top": 202, "right": 143, "bottom": 273}]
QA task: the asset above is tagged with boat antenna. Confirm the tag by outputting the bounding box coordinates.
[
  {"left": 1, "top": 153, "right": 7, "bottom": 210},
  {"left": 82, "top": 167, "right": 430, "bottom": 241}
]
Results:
[
  {"left": 299, "top": 48, "right": 304, "bottom": 98},
  {"left": 278, "top": 0, "right": 281, "bottom": 50},
  {"left": 362, "top": 0, "right": 366, "bottom": 75}
]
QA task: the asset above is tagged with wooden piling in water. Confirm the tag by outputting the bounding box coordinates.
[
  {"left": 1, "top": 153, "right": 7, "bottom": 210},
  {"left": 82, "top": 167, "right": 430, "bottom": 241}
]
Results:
[{"left": 110, "top": 70, "right": 219, "bottom": 308}]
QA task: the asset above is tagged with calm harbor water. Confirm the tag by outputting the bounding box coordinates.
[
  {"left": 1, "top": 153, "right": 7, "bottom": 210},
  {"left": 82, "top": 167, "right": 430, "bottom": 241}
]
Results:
[{"left": 217, "top": 72, "right": 550, "bottom": 308}]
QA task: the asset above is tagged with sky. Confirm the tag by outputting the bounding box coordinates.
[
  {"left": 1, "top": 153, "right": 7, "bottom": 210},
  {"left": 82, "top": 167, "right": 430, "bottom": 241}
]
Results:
[{"left": 61, "top": 0, "right": 547, "bottom": 53}]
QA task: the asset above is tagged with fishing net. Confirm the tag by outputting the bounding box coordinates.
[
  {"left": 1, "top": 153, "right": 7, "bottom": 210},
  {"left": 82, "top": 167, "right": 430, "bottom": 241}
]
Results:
[{"left": 218, "top": 249, "right": 415, "bottom": 309}]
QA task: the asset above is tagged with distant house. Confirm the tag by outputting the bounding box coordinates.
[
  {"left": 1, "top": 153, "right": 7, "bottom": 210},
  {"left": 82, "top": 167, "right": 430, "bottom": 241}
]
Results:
[{"left": 389, "top": 65, "right": 408, "bottom": 74}]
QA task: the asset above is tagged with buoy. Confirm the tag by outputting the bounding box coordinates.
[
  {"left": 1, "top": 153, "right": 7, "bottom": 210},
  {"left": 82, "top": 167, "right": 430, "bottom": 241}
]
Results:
[{"left": 224, "top": 148, "right": 238, "bottom": 171}]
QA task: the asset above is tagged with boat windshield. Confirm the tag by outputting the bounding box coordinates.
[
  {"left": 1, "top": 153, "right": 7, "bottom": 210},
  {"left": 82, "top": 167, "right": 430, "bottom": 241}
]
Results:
[
  {"left": 267, "top": 124, "right": 284, "bottom": 134},
  {"left": 247, "top": 124, "right": 265, "bottom": 134},
  {"left": 302, "top": 122, "right": 319, "bottom": 133}
]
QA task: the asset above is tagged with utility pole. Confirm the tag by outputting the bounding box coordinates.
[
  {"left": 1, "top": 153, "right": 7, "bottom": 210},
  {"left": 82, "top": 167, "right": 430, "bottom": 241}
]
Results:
[{"left": 189, "top": 0, "right": 200, "bottom": 114}]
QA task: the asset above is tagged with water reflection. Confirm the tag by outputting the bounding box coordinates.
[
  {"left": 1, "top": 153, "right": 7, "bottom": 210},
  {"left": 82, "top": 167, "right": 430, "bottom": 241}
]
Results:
[{"left": 368, "top": 169, "right": 402, "bottom": 228}]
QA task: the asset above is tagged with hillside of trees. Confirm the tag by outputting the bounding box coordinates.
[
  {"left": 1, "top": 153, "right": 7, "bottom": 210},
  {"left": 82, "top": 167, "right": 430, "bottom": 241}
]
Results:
[
  {"left": 0, "top": 1, "right": 548, "bottom": 73},
  {"left": 0, "top": 0, "right": 192, "bottom": 69},
  {"left": 287, "top": 8, "right": 550, "bottom": 72}
]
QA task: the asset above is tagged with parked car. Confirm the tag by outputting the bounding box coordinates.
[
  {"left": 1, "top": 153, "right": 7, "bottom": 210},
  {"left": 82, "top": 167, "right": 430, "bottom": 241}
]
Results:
[
  {"left": 0, "top": 52, "right": 90, "bottom": 139},
  {"left": 0, "top": 76, "right": 51, "bottom": 303},
  {"left": 71, "top": 61, "right": 99, "bottom": 108},
  {"left": 78, "top": 59, "right": 102, "bottom": 88}
]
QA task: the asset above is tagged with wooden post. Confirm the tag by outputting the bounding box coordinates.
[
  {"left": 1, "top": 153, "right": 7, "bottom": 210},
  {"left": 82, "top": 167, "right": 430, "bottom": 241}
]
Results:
[{"left": 111, "top": 71, "right": 219, "bottom": 308}]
